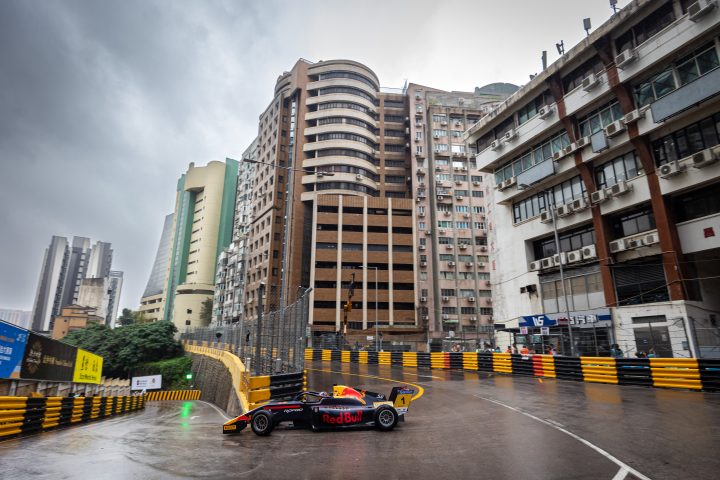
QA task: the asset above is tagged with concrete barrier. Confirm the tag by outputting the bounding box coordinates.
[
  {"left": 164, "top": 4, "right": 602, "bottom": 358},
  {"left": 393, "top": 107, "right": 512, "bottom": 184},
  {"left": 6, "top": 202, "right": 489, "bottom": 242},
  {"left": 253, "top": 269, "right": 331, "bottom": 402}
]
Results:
[
  {"left": 0, "top": 394, "right": 144, "bottom": 440},
  {"left": 305, "top": 349, "right": 712, "bottom": 392}
]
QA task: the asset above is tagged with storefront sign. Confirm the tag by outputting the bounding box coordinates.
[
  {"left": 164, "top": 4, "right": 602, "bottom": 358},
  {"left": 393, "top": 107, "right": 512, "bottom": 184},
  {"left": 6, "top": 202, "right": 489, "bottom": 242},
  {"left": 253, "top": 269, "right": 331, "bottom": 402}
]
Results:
[
  {"left": 73, "top": 349, "right": 103, "bottom": 384},
  {"left": 131, "top": 374, "right": 162, "bottom": 391},
  {"left": 521, "top": 310, "right": 612, "bottom": 329},
  {"left": 20, "top": 332, "right": 77, "bottom": 381},
  {"left": 0, "top": 321, "right": 29, "bottom": 379}
]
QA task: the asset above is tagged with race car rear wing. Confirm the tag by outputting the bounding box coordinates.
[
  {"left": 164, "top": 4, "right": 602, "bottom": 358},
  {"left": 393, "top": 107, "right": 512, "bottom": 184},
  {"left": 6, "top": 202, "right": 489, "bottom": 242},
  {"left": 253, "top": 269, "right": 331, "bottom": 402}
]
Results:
[{"left": 388, "top": 386, "right": 415, "bottom": 414}]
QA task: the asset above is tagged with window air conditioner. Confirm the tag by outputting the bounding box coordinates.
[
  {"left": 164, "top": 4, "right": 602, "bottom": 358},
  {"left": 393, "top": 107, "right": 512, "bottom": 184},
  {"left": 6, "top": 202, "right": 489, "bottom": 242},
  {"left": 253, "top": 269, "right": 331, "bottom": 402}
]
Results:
[
  {"left": 459, "top": 244, "right": 467, "bottom": 250},
  {"left": 604, "top": 120, "right": 626, "bottom": 138},
  {"left": 582, "top": 73, "right": 599, "bottom": 91},
  {"left": 590, "top": 189, "right": 608, "bottom": 204},
  {"left": 658, "top": 161, "right": 686, "bottom": 178},
  {"left": 692, "top": 148, "right": 719, "bottom": 168},
  {"left": 615, "top": 48, "right": 637, "bottom": 69},
  {"left": 567, "top": 250, "right": 583, "bottom": 263},
  {"left": 490, "top": 139, "right": 502, "bottom": 151},
  {"left": 503, "top": 129, "right": 517, "bottom": 142},
  {"left": 556, "top": 204, "right": 574, "bottom": 217},
  {"left": 419, "top": 244, "right": 426, "bottom": 250},
  {"left": 688, "top": 0, "right": 717, "bottom": 22},
  {"left": 538, "top": 104, "right": 554, "bottom": 119},
  {"left": 448, "top": 261, "right": 455, "bottom": 267},
  {"left": 609, "top": 180, "right": 632, "bottom": 196},
  {"left": 572, "top": 197, "right": 589, "bottom": 211},
  {"left": 627, "top": 238, "right": 644, "bottom": 249},
  {"left": 529, "top": 261, "right": 542, "bottom": 271},
  {"left": 552, "top": 252, "right": 567, "bottom": 266},
  {"left": 468, "top": 297, "right": 476, "bottom": 303},
  {"left": 420, "top": 296, "right": 427, "bottom": 302},
  {"left": 540, "top": 211, "right": 553, "bottom": 223},
  {"left": 540, "top": 257, "right": 554, "bottom": 269},
  {"left": 609, "top": 239, "right": 627, "bottom": 253},
  {"left": 581, "top": 244, "right": 598, "bottom": 260},
  {"left": 442, "top": 296, "right": 450, "bottom": 302},
  {"left": 644, "top": 232, "right": 660, "bottom": 246},
  {"left": 623, "top": 108, "right": 646, "bottom": 125}
]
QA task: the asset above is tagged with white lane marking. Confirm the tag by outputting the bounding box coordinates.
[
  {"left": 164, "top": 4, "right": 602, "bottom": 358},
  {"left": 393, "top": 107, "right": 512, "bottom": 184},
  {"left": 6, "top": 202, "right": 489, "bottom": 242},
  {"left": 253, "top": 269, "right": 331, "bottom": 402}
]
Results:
[
  {"left": 612, "top": 467, "right": 630, "bottom": 480},
  {"left": 196, "top": 400, "right": 231, "bottom": 421},
  {"left": 474, "top": 395, "right": 651, "bottom": 480}
]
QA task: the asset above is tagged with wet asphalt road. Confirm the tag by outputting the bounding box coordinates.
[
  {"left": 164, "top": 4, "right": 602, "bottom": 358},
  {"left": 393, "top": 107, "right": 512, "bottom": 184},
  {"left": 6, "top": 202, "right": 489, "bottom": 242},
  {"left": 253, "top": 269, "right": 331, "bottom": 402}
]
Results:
[{"left": 1, "top": 361, "right": 718, "bottom": 480}]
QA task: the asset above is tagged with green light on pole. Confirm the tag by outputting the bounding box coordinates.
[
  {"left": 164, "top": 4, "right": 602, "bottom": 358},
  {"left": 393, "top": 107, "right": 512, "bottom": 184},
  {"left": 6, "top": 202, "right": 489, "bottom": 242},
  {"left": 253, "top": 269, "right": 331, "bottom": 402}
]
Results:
[{"left": 186, "top": 373, "right": 193, "bottom": 380}]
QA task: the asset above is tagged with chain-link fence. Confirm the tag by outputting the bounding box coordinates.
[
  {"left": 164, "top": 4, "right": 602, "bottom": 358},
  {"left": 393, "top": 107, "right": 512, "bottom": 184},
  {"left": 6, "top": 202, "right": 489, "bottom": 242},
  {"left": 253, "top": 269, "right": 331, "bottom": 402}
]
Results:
[{"left": 181, "top": 290, "right": 310, "bottom": 375}]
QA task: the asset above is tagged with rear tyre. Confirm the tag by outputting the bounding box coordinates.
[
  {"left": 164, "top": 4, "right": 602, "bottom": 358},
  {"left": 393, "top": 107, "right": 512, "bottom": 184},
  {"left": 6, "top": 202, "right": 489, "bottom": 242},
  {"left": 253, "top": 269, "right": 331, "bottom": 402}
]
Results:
[
  {"left": 374, "top": 406, "right": 398, "bottom": 431},
  {"left": 251, "top": 411, "right": 274, "bottom": 436}
]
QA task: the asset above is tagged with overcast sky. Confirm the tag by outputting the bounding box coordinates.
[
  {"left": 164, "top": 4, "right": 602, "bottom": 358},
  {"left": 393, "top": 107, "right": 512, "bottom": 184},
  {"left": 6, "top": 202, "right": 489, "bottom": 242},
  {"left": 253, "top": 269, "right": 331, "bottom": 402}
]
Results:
[{"left": 0, "top": 0, "right": 630, "bottom": 313}]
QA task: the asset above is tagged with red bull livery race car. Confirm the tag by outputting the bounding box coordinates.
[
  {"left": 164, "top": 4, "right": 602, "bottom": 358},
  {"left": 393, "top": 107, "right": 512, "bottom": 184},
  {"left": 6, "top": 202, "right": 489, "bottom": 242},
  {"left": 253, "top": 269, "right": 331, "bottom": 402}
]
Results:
[{"left": 222, "top": 385, "right": 415, "bottom": 436}]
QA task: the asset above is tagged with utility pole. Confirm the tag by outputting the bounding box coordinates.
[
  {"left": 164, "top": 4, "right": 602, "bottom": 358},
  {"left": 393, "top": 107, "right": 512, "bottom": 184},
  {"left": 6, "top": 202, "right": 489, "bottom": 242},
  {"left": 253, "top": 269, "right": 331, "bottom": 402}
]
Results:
[{"left": 254, "top": 282, "right": 265, "bottom": 374}]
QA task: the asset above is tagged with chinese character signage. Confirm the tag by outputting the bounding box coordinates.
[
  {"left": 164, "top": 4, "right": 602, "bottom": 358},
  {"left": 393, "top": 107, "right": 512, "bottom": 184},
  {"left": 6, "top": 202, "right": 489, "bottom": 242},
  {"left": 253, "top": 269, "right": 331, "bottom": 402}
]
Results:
[
  {"left": 521, "top": 309, "right": 611, "bottom": 329},
  {"left": 73, "top": 348, "right": 103, "bottom": 384},
  {"left": 20, "top": 332, "right": 77, "bottom": 381},
  {"left": 0, "top": 321, "right": 29, "bottom": 379}
]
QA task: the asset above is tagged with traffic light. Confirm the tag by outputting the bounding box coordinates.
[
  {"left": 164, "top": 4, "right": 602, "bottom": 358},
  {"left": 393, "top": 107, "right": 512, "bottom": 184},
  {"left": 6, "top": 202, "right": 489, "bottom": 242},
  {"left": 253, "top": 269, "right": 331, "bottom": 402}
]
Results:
[
  {"left": 344, "top": 301, "right": 352, "bottom": 312},
  {"left": 185, "top": 373, "right": 193, "bottom": 380}
]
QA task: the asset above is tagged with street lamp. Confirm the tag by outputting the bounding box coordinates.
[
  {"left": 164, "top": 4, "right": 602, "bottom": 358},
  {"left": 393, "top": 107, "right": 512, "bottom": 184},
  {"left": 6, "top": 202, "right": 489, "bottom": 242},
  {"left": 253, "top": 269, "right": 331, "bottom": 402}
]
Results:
[
  {"left": 358, "top": 265, "right": 379, "bottom": 352},
  {"left": 519, "top": 183, "right": 576, "bottom": 356}
]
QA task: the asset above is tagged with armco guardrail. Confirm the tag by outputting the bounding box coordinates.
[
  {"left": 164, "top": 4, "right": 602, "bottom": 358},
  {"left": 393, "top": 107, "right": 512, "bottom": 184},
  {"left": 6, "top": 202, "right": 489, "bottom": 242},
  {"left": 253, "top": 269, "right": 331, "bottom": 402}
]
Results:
[
  {"left": 305, "top": 349, "right": 720, "bottom": 392},
  {"left": 145, "top": 390, "right": 201, "bottom": 401},
  {"left": 246, "top": 371, "right": 307, "bottom": 409},
  {"left": 0, "top": 394, "right": 144, "bottom": 440},
  {"left": 185, "top": 342, "right": 306, "bottom": 412}
]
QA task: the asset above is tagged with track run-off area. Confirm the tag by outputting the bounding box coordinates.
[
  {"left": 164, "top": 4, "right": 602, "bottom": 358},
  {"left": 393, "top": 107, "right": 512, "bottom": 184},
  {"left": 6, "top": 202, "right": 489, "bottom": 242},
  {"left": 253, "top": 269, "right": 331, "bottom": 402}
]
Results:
[{"left": 1, "top": 361, "right": 718, "bottom": 480}]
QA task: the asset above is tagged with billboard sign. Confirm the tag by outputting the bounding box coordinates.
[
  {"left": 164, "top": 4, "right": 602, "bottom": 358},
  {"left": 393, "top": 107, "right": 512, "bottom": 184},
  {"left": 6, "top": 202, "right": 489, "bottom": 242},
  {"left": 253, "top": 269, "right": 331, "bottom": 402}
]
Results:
[
  {"left": 0, "top": 320, "right": 30, "bottom": 379},
  {"left": 20, "top": 332, "right": 77, "bottom": 381},
  {"left": 131, "top": 374, "right": 162, "bottom": 391},
  {"left": 73, "top": 348, "right": 103, "bottom": 384}
]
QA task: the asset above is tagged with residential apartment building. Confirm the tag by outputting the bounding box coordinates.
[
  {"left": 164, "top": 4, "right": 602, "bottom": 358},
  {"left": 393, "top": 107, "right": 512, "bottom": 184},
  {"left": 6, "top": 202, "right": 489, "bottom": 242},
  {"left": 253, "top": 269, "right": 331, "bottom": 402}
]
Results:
[
  {"left": 407, "top": 84, "right": 514, "bottom": 349},
  {"left": 213, "top": 139, "right": 258, "bottom": 325},
  {"left": 466, "top": 0, "right": 720, "bottom": 357},
  {"left": 241, "top": 59, "right": 424, "bottom": 346},
  {"left": 31, "top": 236, "right": 117, "bottom": 332},
  {"left": 51, "top": 305, "right": 104, "bottom": 340},
  {"left": 139, "top": 213, "right": 174, "bottom": 322},
  {"left": 161, "top": 159, "right": 239, "bottom": 330}
]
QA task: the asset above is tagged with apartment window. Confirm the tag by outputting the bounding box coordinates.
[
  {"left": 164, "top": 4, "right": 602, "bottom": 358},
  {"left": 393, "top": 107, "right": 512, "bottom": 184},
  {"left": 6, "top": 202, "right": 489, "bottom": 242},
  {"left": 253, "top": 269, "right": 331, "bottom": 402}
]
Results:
[
  {"left": 441, "top": 289, "right": 456, "bottom": 297},
  {"left": 562, "top": 57, "right": 605, "bottom": 93},
  {"left": 416, "top": 146, "right": 423, "bottom": 155},
  {"left": 317, "top": 132, "right": 376, "bottom": 147},
  {"left": 635, "top": 42, "right": 719, "bottom": 107},
  {"left": 671, "top": 183, "right": 720, "bottom": 223},
  {"left": 494, "top": 130, "right": 570, "bottom": 185},
  {"left": 615, "top": 1, "right": 676, "bottom": 53},
  {"left": 578, "top": 101, "right": 624, "bottom": 138},
  {"left": 471, "top": 191, "right": 484, "bottom": 198},
  {"left": 318, "top": 86, "right": 373, "bottom": 102},
  {"left": 433, "top": 129, "right": 448, "bottom": 137},
  {"left": 432, "top": 114, "right": 447, "bottom": 123},
  {"left": 435, "top": 144, "right": 449, "bottom": 152},
  {"left": 517, "top": 91, "right": 552, "bottom": 125},
  {"left": 420, "top": 272, "right": 428, "bottom": 281},
  {"left": 512, "top": 175, "right": 586, "bottom": 224},
  {"left": 453, "top": 174, "right": 467, "bottom": 182},
  {"left": 613, "top": 259, "right": 669, "bottom": 306},
  {"left": 416, "top": 104, "right": 423, "bottom": 112},
  {"left": 385, "top": 114, "right": 404, "bottom": 122},
  {"left": 436, "top": 174, "right": 451, "bottom": 181},
  {"left": 609, "top": 206, "right": 656, "bottom": 238},
  {"left": 318, "top": 101, "right": 371, "bottom": 115},
  {"left": 652, "top": 112, "right": 720, "bottom": 166},
  {"left": 415, "top": 131, "right": 423, "bottom": 140},
  {"left": 439, "top": 254, "right": 455, "bottom": 261},
  {"left": 534, "top": 224, "right": 596, "bottom": 259},
  {"left": 456, "top": 221, "right": 470, "bottom": 229},
  {"left": 438, "top": 221, "right": 453, "bottom": 228},
  {"left": 595, "top": 151, "right": 641, "bottom": 189},
  {"left": 459, "top": 289, "right": 475, "bottom": 298},
  {"left": 441, "top": 307, "right": 457, "bottom": 314},
  {"left": 451, "top": 145, "right": 466, "bottom": 153},
  {"left": 435, "top": 158, "right": 449, "bottom": 166},
  {"left": 472, "top": 206, "right": 485, "bottom": 214},
  {"left": 439, "top": 271, "right": 455, "bottom": 279},
  {"left": 316, "top": 243, "right": 338, "bottom": 250},
  {"left": 419, "top": 221, "right": 426, "bottom": 230},
  {"left": 438, "top": 237, "right": 453, "bottom": 244},
  {"left": 460, "top": 307, "right": 476, "bottom": 315},
  {"left": 455, "top": 205, "right": 469, "bottom": 213},
  {"left": 471, "top": 175, "right": 483, "bottom": 183},
  {"left": 541, "top": 270, "right": 604, "bottom": 313}
]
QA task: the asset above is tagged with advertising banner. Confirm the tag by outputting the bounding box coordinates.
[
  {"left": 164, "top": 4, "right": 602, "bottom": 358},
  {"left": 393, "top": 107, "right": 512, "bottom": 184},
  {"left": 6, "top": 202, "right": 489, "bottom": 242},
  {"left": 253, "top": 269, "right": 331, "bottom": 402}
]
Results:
[
  {"left": 73, "top": 348, "right": 103, "bottom": 384},
  {"left": 131, "top": 374, "right": 162, "bottom": 391},
  {"left": 20, "top": 332, "right": 77, "bottom": 381},
  {"left": 0, "top": 320, "right": 30, "bottom": 379}
]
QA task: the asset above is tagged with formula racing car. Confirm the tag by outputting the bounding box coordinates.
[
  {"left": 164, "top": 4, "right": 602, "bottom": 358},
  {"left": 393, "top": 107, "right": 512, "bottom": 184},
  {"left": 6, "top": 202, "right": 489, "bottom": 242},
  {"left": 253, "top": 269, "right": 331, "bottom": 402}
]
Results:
[{"left": 222, "top": 385, "right": 415, "bottom": 436}]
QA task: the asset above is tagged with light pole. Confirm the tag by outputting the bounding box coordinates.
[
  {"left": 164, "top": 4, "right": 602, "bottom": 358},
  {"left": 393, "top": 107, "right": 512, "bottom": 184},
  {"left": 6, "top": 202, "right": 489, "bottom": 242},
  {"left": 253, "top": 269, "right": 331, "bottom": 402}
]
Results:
[
  {"left": 519, "top": 184, "right": 576, "bottom": 356},
  {"left": 359, "top": 266, "right": 379, "bottom": 351}
]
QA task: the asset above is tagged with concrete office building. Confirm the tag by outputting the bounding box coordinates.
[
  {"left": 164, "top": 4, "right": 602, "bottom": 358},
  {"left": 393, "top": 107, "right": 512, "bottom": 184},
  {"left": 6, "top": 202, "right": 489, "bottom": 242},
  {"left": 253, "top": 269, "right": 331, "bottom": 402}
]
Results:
[
  {"left": 214, "top": 139, "right": 258, "bottom": 325},
  {"left": 139, "top": 214, "right": 175, "bottom": 322},
  {"left": 241, "top": 59, "right": 423, "bottom": 346},
  {"left": 105, "top": 271, "right": 123, "bottom": 328},
  {"left": 162, "top": 159, "right": 239, "bottom": 329},
  {"left": 466, "top": 0, "right": 720, "bottom": 357},
  {"left": 407, "top": 84, "right": 513, "bottom": 349},
  {"left": 31, "top": 236, "right": 117, "bottom": 332},
  {"left": 51, "top": 305, "right": 104, "bottom": 340}
]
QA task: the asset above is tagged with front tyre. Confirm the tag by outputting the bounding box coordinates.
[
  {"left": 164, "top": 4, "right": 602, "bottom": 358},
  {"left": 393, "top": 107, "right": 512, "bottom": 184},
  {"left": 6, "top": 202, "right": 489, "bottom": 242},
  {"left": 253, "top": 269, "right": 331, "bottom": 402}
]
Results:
[
  {"left": 374, "top": 405, "right": 398, "bottom": 431},
  {"left": 250, "top": 411, "right": 274, "bottom": 436}
]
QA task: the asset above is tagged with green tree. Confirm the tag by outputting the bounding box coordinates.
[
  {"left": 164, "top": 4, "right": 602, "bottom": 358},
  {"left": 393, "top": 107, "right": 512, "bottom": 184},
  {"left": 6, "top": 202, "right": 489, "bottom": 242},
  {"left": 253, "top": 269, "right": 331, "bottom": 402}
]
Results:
[
  {"left": 136, "top": 356, "right": 193, "bottom": 390},
  {"left": 64, "top": 321, "right": 184, "bottom": 378},
  {"left": 132, "top": 310, "right": 148, "bottom": 324},
  {"left": 200, "top": 297, "right": 213, "bottom": 324},
  {"left": 118, "top": 308, "right": 134, "bottom": 326}
]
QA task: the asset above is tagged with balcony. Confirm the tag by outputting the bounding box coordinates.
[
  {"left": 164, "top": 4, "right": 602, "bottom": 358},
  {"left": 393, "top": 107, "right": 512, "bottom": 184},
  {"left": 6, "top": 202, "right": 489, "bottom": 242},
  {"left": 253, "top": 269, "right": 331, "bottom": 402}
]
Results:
[
  {"left": 618, "top": 7, "right": 720, "bottom": 84},
  {"left": 651, "top": 67, "right": 720, "bottom": 123}
]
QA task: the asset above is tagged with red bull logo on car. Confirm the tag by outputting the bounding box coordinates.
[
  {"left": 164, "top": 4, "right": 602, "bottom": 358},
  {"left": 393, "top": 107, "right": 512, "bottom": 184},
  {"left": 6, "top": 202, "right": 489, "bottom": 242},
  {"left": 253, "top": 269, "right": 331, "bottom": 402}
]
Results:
[{"left": 322, "top": 412, "right": 363, "bottom": 425}]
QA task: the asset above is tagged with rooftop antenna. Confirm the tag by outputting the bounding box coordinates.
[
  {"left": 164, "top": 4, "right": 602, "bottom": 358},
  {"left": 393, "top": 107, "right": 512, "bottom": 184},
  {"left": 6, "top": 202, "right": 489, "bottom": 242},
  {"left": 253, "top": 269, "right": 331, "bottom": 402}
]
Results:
[
  {"left": 610, "top": 0, "right": 618, "bottom": 14},
  {"left": 583, "top": 18, "right": 592, "bottom": 37},
  {"left": 541, "top": 50, "right": 548, "bottom": 70},
  {"left": 556, "top": 40, "right": 565, "bottom": 55}
]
